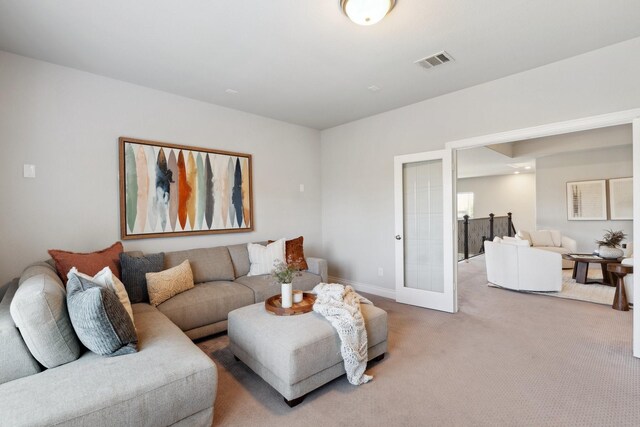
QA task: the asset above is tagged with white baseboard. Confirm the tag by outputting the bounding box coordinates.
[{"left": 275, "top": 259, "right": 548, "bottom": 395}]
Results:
[{"left": 328, "top": 276, "right": 396, "bottom": 299}]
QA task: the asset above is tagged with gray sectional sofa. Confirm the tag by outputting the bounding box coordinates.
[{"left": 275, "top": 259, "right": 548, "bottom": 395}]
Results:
[{"left": 0, "top": 242, "right": 328, "bottom": 426}]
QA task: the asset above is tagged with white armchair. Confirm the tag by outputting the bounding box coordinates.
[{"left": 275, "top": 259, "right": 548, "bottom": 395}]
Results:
[
  {"left": 517, "top": 230, "right": 577, "bottom": 269},
  {"left": 484, "top": 237, "right": 562, "bottom": 292}
]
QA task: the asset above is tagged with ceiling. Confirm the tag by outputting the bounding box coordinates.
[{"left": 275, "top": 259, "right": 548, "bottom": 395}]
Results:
[
  {"left": 457, "top": 124, "right": 632, "bottom": 179},
  {"left": 1, "top": 1, "right": 640, "bottom": 130},
  {"left": 457, "top": 147, "right": 536, "bottom": 179}
]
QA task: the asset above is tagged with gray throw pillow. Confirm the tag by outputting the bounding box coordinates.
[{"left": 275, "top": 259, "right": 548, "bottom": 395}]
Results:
[
  {"left": 66, "top": 274, "right": 137, "bottom": 357},
  {"left": 120, "top": 252, "right": 165, "bottom": 303}
]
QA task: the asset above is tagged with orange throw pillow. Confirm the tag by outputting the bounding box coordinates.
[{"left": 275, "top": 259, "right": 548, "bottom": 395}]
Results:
[
  {"left": 268, "top": 236, "right": 308, "bottom": 271},
  {"left": 48, "top": 242, "right": 124, "bottom": 283}
]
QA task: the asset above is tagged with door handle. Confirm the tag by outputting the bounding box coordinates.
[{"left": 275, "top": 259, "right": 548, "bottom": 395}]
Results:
[{"left": 395, "top": 235, "right": 402, "bottom": 240}]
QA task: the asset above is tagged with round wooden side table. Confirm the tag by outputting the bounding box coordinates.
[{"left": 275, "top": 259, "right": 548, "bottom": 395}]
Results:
[{"left": 607, "top": 263, "right": 633, "bottom": 311}]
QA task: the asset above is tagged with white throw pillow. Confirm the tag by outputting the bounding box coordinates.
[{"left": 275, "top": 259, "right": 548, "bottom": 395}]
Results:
[
  {"left": 68, "top": 266, "right": 135, "bottom": 327},
  {"left": 548, "top": 230, "right": 562, "bottom": 247},
  {"left": 529, "top": 230, "right": 554, "bottom": 247},
  {"left": 247, "top": 239, "right": 286, "bottom": 276},
  {"left": 516, "top": 230, "right": 532, "bottom": 245},
  {"left": 493, "top": 236, "right": 503, "bottom": 243}
]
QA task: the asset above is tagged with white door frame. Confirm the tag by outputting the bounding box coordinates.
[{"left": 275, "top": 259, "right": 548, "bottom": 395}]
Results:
[
  {"left": 394, "top": 149, "right": 456, "bottom": 313},
  {"left": 445, "top": 107, "right": 640, "bottom": 358}
]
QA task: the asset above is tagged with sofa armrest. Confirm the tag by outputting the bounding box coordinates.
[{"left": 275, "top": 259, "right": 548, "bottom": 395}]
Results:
[
  {"left": 622, "top": 257, "right": 634, "bottom": 267},
  {"left": 561, "top": 236, "right": 578, "bottom": 253},
  {"left": 306, "top": 257, "right": 328, "bottom": 283}
]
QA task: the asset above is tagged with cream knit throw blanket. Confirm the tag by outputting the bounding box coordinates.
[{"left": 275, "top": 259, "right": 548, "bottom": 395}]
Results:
[{"left": 312, "top": 283, "right": 373, "bottom": 385}]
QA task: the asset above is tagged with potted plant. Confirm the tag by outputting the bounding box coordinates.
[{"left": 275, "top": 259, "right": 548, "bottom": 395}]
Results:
[
  {"left": 595, "top": 229, "right": 627, "bottom": 259},
  {"left": 272, "top": 262, "right": 300, "bottom": 308}
]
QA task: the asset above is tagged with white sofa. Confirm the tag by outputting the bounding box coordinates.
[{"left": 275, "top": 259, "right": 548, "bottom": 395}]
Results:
[
  {"left": 484, "top": 237, "right": 562, "bottom": 292},
  {"left": 516, "top": 230, "right": 577, "bottom": 269}
]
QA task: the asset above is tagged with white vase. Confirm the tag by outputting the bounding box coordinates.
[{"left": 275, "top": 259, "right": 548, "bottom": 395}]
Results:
[
  {"left": 599, "top": 246, "right": 624, "bottom": 259},
  {"left": 281, "top": 283, "right": 293, "bottom": 308}
]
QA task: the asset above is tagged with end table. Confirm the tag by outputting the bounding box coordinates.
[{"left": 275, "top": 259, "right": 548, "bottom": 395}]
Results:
[{"left": 607, "top": 263, "right": 633, "bottom": 311}]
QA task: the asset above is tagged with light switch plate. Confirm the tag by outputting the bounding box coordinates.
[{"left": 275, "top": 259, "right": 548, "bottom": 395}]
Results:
[{"left": 23, "top": 164, "right": 36, "bottom": 178}]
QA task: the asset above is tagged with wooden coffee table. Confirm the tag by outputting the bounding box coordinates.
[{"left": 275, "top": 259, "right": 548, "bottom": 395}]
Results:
[{"left": 562, "top": 254, "right": 621, "bottom": 286}]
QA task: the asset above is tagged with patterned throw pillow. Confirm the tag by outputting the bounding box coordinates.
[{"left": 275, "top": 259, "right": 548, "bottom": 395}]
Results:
[
  {"left": 48, "top": 242, "right": 123, "bottom": 283},
  {"left": 119, "top": 252, "right": 165, "bottom": 304},
  {"left": 284, "top": 236, "right": 308, "bottom": 271},
  {"left": 66, "top": 273, "right": 137, "bottom": 357},
  {"left": 268, "top": 236, "right": 309, "bottom": 271},
  {"left": 145, "top": 260, "right": 195, "bottom": 307},
  {"left": 247, "top": 239, "right": 285, "bottom": 276}
]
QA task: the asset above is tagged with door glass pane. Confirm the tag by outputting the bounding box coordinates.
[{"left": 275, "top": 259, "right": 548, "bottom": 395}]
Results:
[{"left": 403, "top": 160, "right": 444, "bottom": 292}]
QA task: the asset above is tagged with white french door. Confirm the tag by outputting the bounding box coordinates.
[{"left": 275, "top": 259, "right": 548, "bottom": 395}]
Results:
[{"left": 394, "top": 149, "right": 457, "bottom": 313}]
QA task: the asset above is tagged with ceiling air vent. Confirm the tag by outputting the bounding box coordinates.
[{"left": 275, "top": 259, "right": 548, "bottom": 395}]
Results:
[{"left": 415, "top": 51, "right": 453, "bottom": 70}]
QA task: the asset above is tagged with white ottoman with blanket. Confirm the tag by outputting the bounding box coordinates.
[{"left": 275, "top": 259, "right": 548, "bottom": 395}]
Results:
[{"left": 227, "top": 301, "right": 388, "bottom": 406}]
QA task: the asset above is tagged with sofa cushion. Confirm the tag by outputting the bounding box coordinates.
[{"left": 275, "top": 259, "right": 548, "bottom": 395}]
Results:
[
  {"left": 120, "top": 252, "right": 165, "bottom": 304},
  {"left": 529, "top": 230, "right": 554, "bottom": 247},
  {"left": 146, "top": 260, "right": 195, "bottom": 307},
  {"left": 247, "top": 239, "right": 285, "bottom": 276},
  {"left": 0, "top": 280, "right": 41, "bottom": 385},
  {"left": 235, "top": 271, "right": 322, "bottom": 303},
  {"left": 48, "top": 242, "right": 123, "bottom": 283},
  {"left": 227, "top": 244, "right": 251, "bottom": 278},
  {"left": 66, "top": 274, "right": 137, "bottom": 357},
  {"left": 156, "top": 281, "right": 254, "bottom": 332},
  {"left": 164, "top": 247, "right": 235, "bottom": 283},
  {"left": 10, "top": 273, "right": 81, "bottom": 369},
  {"left": 0, "top": 304, "right": 217, "bottom": 427}
]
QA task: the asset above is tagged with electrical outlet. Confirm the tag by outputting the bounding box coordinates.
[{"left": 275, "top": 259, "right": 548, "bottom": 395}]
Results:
[
  {"left": 377, "top": 267, "right": 384, "bottom": 277},
  {"left": 299, "top": 184, "right": 305, "bottom": 192}
]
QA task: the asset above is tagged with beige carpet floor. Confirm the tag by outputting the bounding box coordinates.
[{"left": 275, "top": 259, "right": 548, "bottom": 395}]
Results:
[
  {"left": 197, "top": 257, "right": 640, "bottom": 426},
  {"left": 489, "top": 268, "right": 618, "bottom": 306}
]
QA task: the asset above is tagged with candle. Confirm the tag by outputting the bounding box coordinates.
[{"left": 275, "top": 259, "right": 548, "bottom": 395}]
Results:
[{"left": 293, "top": 290, "right": 303, "bottom": 304}]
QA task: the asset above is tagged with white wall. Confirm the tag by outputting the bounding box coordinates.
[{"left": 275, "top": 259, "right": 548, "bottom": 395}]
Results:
[
  {"left": 457, "top": 173, "right": 536, "bottom": 233},
  {"left": 321, "top": 36, "right": 640, "bottom": 292},
  {"left": 536, "top": 145, "right": 633, "bottom": 252},
  {"left": 0, "top": 51, "right": 321, "bottom": 285}
]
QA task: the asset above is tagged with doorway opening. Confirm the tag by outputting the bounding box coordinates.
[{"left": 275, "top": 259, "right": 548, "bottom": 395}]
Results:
[{"left": 445, "top": 109, "right": 640, "bottom": 357}]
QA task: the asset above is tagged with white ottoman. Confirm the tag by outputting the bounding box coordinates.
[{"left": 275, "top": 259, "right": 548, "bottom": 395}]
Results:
[{"left": 228, "top": 302, "right": 388, "bottom": 406}]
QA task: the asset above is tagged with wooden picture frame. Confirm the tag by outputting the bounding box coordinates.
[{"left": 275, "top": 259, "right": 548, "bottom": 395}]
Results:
[
  {"left": 566, "top": 179, "right": 607, "bottom": 221},
  {"left": 608, "top": 177, "right": 633, "bottom": 220},
  {"left": 119, "top": 137, "right": 253, "bottom": 239}
]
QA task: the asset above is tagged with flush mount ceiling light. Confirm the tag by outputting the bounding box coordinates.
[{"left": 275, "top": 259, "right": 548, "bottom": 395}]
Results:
[{"left": 340, "top": 0, "right": 396, "bottom": 26}]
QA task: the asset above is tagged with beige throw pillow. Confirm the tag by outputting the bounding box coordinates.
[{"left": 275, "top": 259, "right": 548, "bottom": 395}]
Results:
[
  {"left": 549, "top": 230, "right": 563, "bottom": 247},
  {"left": 529, "top": 230, "right": 555, "bottom": 247},
  {"left": 146, "top": 260, "right": 194, "bottom": 307},
  {"left": 68, "top": 266, "right": 134, "bottom": 327}
]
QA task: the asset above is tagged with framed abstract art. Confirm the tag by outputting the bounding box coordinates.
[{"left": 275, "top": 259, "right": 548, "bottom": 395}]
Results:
[
  {"left": 608, "top": 177, "right": 633, "bottom": 220},
  {"left": 119, "top": 137, "right": 253, "bottom": 239},
  {"left": 566, "top": 179, "right": 607, "bottom": 221}
]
